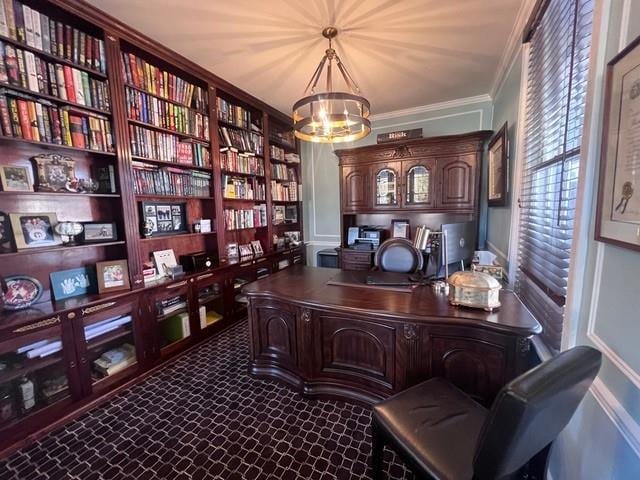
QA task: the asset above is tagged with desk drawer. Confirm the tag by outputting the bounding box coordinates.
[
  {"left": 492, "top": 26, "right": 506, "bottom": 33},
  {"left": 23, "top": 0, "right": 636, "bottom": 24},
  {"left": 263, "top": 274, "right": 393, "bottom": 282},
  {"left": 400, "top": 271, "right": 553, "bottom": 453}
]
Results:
[
  {"left": 341, "top": 250, "right": 374, "bottom": 264},
  {"left": 342, "top": 261, "right": 371, "bottom": 271}
]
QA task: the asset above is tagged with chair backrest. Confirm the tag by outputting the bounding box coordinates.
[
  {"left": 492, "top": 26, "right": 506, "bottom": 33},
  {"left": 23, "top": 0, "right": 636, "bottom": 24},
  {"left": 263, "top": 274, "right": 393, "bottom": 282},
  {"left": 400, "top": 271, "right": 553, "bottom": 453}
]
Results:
[
  {"left": 375, "top": 238, "right": 423, "bottom": 273},
  {"left": 473, "top": 345, "right": 602, "bottom": 479}
]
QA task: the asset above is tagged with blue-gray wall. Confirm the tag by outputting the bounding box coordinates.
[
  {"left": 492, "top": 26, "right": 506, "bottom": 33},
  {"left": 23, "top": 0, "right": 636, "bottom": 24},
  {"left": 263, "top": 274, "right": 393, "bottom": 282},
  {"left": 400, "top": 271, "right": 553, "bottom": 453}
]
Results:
[{"left": 302, "top": 99, "right": 493, "bottom": 265}]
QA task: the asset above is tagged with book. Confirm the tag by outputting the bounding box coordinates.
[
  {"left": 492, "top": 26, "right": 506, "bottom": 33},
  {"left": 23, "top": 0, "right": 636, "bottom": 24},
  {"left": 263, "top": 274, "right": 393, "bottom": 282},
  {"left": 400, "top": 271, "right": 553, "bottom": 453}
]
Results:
[
  {"left": 128, "top": 124, "right": 210, "bottom": 167},
  {"left": 92, "top": 164, "right": 116, "bottom": 193},
  {"left": 161, "top": 312, "right": 190, "bottom": 343},
  {"left": 131, "top": 161, "right": 211, "bottom": 197}
]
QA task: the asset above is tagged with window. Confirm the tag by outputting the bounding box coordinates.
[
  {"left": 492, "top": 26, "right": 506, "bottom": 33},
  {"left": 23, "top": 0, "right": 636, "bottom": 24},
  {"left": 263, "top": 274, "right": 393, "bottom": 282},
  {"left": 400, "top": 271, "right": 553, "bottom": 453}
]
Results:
[{"left": 516, "top": 0, "right": 594, "bottom": 354}]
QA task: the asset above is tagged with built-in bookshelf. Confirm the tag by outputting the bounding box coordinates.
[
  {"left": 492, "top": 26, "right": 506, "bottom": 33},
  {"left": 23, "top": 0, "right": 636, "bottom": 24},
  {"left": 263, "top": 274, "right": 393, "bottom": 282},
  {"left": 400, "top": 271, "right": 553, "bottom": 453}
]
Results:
[{"left": 0, "top": 0, "right": 302, "bottom": 457}]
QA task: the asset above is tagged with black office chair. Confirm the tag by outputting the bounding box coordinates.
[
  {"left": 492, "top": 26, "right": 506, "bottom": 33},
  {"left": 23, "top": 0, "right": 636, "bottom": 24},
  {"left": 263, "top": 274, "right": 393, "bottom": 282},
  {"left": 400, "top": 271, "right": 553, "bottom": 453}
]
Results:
[
  {"left": 375, "top": 238, "right": 423, "bottom": 273},
  {"left": 371, "top": 345, "right": 602, "bottom": 480}
]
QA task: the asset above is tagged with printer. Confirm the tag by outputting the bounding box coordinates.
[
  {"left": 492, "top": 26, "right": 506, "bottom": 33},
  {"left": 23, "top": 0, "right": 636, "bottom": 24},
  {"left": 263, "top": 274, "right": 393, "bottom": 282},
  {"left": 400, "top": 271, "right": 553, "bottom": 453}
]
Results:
[{"left": 347, "top": 226, "right": 386, "bottom": 250}]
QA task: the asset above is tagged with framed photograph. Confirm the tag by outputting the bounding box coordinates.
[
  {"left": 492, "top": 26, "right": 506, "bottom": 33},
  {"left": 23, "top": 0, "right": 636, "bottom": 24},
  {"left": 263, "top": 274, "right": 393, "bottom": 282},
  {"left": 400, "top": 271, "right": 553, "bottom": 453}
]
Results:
[
  {"left": 50, "top": 266, "right": 98, "bottom": 301},
  {"left": 239, "top": 244, "right": 253, "bottom": 258},
  {"left": 81, "top": 222, "right": 117, "bottom": 243},
  {"left": 488, "top": 122, "right": 508, "bottom": 207},
  {"left": 0, "top": 211, "right": 14, "bottom": 253},
  {"left": 285, "top": 205, "right": 298, "bottom": 223},
  {"left": 251, "top": 240, "right": 264, "bottom": 256},
  {"left": 0, "top": 165, "right": 33, "bottom": 192},
  {"left": 32, "top": 154, "right": 76, "bottom": 192},
  {"left": 153, "top": 249, "right": 177, "bottom": 277},
  {"left": 226, "top": 243, "right": 239, "bottom": 261},
  {"left": 596, "top": 35, "right": 640, "bottom": 251},
  {"left": 96, "top": 260, "right": 130, "bottom": 294},
  {"left": 273, "top": 205, "right": 285, "bottom": 225},
  {"left": 9, "top": 213, "right": 61, "bottom": 249},
  {"left": 140, "top": 202, "right": 187, "bottom": 237},
  {"left": 284, "top": 231, "right": 301, "bottom": 246},
  {"left": 391, "top": 219, "right": 411, "bottom": 239}
]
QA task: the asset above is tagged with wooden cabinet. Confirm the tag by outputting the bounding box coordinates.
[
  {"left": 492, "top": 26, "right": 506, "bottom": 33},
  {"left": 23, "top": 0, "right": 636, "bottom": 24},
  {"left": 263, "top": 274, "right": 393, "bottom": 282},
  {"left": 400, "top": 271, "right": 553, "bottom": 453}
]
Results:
[
  {"left": 336, "top": 131, "right": 490, "bottom": 214},
  {"left": 341, "top": 165, "right": 371, "bottom": 212},
  {"left": 251, "top": 300, "right": 298, "bottom": 370},
  {"left": 436, "top": 154, "right": 478, "bottom": 210},
  {"left": 339, "top": 249, "right": 374, "bottom": 271}
]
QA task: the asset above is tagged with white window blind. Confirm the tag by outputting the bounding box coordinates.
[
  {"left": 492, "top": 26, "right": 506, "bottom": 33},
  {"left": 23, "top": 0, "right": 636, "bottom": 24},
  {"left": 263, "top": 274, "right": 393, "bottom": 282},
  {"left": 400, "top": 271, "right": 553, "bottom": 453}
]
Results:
[{"left": 516, "top": 0, "right": 593, "bottom": 353}]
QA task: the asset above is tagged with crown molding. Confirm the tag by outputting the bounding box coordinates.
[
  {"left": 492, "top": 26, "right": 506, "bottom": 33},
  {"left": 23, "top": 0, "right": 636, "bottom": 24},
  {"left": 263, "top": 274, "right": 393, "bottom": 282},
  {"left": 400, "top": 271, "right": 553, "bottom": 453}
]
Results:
[
  {"left": 369, "top": 94, "right": 492, "bottom": 122},
  {"left": 490, "top": 0, "right": 538, "bottom": 99}
]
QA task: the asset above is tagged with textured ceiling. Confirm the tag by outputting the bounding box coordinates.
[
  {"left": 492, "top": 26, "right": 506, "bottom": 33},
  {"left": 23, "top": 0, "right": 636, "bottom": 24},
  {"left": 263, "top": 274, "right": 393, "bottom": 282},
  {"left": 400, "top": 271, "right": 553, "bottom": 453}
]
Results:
[{"left": 88, "top": 0, "right": 521, "bottom": 116}]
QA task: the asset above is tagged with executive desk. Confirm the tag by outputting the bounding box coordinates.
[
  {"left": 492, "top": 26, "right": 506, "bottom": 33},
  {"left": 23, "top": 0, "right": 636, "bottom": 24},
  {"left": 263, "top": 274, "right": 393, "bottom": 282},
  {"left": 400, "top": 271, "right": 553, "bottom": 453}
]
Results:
[{"left": 243, "top": 266, "right": 541, "bottom": 406}]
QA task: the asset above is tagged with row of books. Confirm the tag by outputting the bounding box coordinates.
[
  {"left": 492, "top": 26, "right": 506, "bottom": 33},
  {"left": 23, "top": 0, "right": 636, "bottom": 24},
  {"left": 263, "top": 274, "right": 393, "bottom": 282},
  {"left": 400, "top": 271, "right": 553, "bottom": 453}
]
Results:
[
  {"left": 132, "top": 161, "right": 212, "bottom": 197},
  {"left": 93, "top": 344, "right": 136, "bottom": 378},
  {"left": 216, "top": 97, "right": 251, "bottom": 130},
  {"left": 223, "top": 205, "right": 267, "bottom": 230},
  {"left": 129, "top": 124, "right": 211, "bottom": 167},
  {"left": 270, "top": 144, "right": 286, "bottom": 161},
  {"left": 271, "top": 181, "right": 298, "bottom": 202},
  {"left": 0, "top": 1, "right": 107, "bottom": 73},
  {"left": 125, "top": 87, "right": 209, "bottom": 140},
  {"left": 0, "top": 90, "right": 114, "bottom": 151},
  {"left": 121, "top": 52, "right": 207, "bottom": 112},
  {"left": 220, "top": 150, "right": 264, "bottom": 176},
  {"left": 270, "top": 129, "right": 295, "bottom": 148},
  {"left": 219, "top": 126, "right": 263, "bottom": 155},
  {"left": 1, "top": 42, "right": 111, "bottom": 111},
  {"left": 222, "top": 175, "right": 265, "bottom": 200},
  {"left": 158, "top": 296, "right": 187, "bottom": 316},
  {"left": 271, "top": 164, "right": 299, "bottom": 182}
]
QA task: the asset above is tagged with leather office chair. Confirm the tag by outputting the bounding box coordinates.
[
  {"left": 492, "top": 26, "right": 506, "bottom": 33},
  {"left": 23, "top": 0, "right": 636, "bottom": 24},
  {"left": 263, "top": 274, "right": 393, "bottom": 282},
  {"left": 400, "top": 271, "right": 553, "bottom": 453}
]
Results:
[
  {"left": 371, "top": 345, "right": 602, "bottom": 480},
  {"left": 375, "top": 238, "right": 423, "bottom": 273}
]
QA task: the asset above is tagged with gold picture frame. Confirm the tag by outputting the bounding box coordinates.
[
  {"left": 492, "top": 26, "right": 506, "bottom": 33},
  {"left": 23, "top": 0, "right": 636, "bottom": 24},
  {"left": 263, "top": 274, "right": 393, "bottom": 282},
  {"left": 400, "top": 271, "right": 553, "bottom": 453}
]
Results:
[
  {"left": 9, "top": 212, "right": 62, "bottom": 249},
  {"left": 0, "top": 165, "right": 33, "bottom": 192},
  {"left": 32, "top": 154, "right": 76, "bottom": 192}
]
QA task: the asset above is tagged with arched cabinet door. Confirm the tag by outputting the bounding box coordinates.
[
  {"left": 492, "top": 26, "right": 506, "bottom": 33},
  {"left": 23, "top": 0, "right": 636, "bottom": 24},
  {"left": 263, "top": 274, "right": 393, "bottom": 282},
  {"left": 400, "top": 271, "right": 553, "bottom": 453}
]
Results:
[
  {"left": 373, "top": 162, "right": 402, "bottom": 210},
  {"left": 402, "top": 159, "right": 435, "bottom": 209},
  {"left": 436, "top": 154, "right": 477, "bottom": 210},
  {"left": 252, "top": 302, "right": 298, "bottom": 369},
  {"left": 341, "top": 165, "right": 370, "bottom": 213}
]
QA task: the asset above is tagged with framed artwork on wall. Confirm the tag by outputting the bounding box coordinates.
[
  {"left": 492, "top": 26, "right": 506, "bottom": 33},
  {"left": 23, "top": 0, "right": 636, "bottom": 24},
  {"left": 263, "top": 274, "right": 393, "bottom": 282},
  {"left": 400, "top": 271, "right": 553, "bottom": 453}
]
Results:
[
  {"left": 391, "top": 219, "right": 411, "bottom": 239},
  {"left": 595, "top": 35, "right": 640, "bottom": 251},
  {"left": 487, "top": 122, "right": 508, "bottom": 207}
]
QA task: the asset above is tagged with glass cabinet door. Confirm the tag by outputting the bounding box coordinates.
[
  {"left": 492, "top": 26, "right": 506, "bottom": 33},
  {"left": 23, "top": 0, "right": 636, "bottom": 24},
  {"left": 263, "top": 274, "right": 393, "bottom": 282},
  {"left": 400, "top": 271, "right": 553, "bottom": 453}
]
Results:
[
  {"left": 197, "top": 279, "right": 225, "bottom": 333},
  {"left": 375, "top": 168, "right": 399, "bottom": 206},
  {"left": 0, "top": 326, "right": 71, "bottom": 429},
  {"left": 406, "top": 165, "right": 432, "bottom": 205},
  {"left": 154, "top": 283, "right": 192, "bottom": 356}
]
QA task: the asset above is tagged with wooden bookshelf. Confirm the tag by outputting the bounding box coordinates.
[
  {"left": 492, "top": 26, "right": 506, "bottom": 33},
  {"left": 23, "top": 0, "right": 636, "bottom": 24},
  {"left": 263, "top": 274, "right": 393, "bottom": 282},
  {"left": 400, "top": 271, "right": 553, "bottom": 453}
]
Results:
[{"left": 0, "top": 0, "right": 303, "bottom": 458}]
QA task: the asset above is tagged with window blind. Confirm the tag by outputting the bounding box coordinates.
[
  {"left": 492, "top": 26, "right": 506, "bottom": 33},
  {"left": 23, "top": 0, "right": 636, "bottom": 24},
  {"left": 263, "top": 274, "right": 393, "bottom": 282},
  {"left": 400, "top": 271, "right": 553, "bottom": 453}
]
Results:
[{"left": 516, "top": 0, "right": 593, "bottom": 353}]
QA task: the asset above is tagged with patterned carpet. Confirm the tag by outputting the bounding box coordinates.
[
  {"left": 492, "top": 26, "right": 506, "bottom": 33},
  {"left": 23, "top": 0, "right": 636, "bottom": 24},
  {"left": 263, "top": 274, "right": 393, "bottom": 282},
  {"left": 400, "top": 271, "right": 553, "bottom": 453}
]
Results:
[{"left": 0, "top": 320, "right": 414, "bottom": 480}]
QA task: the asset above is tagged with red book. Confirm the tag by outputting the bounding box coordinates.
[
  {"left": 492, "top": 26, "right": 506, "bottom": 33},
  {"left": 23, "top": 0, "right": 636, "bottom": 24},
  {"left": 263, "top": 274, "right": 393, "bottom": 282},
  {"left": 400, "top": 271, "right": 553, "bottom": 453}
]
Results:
[
  {"left": 63, "top": 66, "right": 76, "bottom": 103},
  {"left": 49, "top": 107, "right": 62, "bottom": 144},
  {"left": 16, "top": 99, "right": 32, "bottom": 140},
  {"left": 68, "top": 113, "right": 85, "bottom": 148},
  {"left": 0, "top": 96, "right": 13, "bottom": 136},
  {"left": 128, "top": 53, "right": 139, "bottom": 87}
]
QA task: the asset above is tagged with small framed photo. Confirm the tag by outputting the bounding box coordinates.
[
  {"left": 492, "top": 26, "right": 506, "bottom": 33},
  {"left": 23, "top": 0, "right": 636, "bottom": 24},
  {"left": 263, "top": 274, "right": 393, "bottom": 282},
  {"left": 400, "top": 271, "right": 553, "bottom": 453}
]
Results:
[
  {"left": 391, "top": 219, "right": 411, "bottom": 239},
  {"left": 81, "top": 222, "right": 117, "bottom": 243},
  {"left": 153, "top": 249, "right": 177, "bottom": 277},
  {"left": 10, "top": 213, "right": 61, "bottom": 249},
  {"left": 284, "top": 231, "right": 300, "bottom": 246},
  {"left": 0, "top": 211, "right": 15, "bottom": 253},
  {"left": 0, "top": 165, "right": 33, "bottom": 192},
  {"left": 251, "top": 240, "right": 264, "bottom": 256},
  {"left": 487, "top": 122, "right": 508, "bottom": 207},
  {"left": 96, "top": 260, "right": 130, "bottom": 294},
  {"left": 32, "top": 154, "right": 76, "bottom": 192},
  {"left": 239, "top": 244, "right": 253, "bottom": 258},
  {"left": 226, "top": 243, "right": 239, "bottom": 261},
  {"left": 50, "top": 266, "right": 98, "bottom": 301}
]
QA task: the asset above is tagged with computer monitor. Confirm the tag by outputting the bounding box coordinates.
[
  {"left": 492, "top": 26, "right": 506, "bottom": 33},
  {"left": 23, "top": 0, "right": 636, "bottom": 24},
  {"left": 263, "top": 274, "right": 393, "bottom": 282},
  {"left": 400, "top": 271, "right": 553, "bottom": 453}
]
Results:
[{"left": 424, "top": 221, "right": 476, "bottom": 278}]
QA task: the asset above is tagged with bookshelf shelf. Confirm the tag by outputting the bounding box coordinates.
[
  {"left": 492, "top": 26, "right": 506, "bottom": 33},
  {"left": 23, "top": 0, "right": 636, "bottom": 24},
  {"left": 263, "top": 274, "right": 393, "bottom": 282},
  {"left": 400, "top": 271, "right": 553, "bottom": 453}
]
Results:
[
  {"left": 86, "top": 327, "right": 132, "bottom": 351},
  {"left": 0, "top": 354, "right": 64, "bottom": 385},
  {"left": 127, "top": 119, "right": 209, "bottom": 144},
  {"left": 124, "top": 83, "right": 208, "bottom": 115},
  {"left": 220, "top": 170, "right": 264, "bottom": 178},
  {"left": 0, "top": 191, "right": 120, "bottom": 198},
  {"left": 0, "top": 241, "right": 126, "bottom": 258},
  {"left": 0, "top": 82, "right": 111, "bottom": 115},
  {"left": 272, "top": 200, "right": 300, "bottom": 204},
  {"left": 222, "top": 197, "right": 266, "bottom": 203},
  {"left": 140, "top": 232, "right": 216, "bottom": 242},
  {"left": 0, "top": 34, "right": 108, "bottom": 79},
  {"left": 269, "top": 138, "right": 297, "bottom": 151},
  {"left": 226, "top": 226, "right": 268, "bottom": 232},
  {"left": 0, "top": 135, "right": 116, "bottom": 155},
  {"left": 130, "top": 155, "right": 212, "bottom": 172},
  {"left": 134, "top": 194, "right": 213, "bottom": 201}
]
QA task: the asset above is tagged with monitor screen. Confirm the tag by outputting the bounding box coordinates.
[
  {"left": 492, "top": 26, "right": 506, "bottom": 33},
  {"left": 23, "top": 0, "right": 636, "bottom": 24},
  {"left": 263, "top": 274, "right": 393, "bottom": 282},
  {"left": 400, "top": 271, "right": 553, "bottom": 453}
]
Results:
[{"left": 439, "top": 221, "right": 476, "bottom": 275}]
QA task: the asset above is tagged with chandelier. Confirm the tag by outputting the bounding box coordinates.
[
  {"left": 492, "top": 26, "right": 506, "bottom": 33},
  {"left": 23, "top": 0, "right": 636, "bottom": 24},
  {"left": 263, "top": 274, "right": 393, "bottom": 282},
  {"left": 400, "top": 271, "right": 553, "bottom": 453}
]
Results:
[{"left": 292, "top": 27, "right": 371, "bottom": 143}]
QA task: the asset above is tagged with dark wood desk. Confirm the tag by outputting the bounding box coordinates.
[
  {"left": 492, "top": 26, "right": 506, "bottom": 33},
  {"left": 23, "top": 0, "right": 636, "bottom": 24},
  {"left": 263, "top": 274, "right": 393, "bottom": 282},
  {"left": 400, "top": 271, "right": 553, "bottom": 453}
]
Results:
[{"left": 244, "top": 266, "right": 541, "bottom": 405}]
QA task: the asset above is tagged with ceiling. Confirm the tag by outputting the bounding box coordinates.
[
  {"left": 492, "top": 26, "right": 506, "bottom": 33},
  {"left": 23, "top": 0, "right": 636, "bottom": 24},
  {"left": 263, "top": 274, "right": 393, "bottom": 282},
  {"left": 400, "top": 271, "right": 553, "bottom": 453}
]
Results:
[{"left": 88, "top": 0, "right": 522, "bottom": 116}]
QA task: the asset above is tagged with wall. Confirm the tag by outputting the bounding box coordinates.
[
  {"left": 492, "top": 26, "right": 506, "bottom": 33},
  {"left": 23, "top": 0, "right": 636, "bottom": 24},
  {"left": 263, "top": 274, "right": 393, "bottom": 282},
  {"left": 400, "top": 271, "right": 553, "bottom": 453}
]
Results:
[
  {"left": 487, "top": 54, "right": 523, "bottom": 273},
  {"left": 302, "top": 98, "right": 493, "bottom": 265},
  {"left": 549, "top": 0, "right": 640, "bottom": 478}
]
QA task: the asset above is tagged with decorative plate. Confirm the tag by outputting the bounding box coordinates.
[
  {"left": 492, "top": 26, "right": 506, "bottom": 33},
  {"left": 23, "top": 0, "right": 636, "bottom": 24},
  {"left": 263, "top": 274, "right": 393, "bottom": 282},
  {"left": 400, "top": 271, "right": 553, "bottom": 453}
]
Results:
[{"left": 2, "top": 275, "right": 44, "bottom": 310}]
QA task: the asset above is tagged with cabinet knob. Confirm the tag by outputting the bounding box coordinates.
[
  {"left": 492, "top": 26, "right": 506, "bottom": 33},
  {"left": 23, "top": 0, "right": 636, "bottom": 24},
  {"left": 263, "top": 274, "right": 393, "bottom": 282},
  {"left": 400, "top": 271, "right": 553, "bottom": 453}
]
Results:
[
  {"left": 80, "top": 356, "right": 87, "bottom": 365},
  {"left": 69, "top": 361, "right": 76, "bottom": 368},
  {"left": 67, "top": 312, "right": 76, "bottom": 320},
  {"left": 134, "top": 279, "right": 143, "bottom": 285}
]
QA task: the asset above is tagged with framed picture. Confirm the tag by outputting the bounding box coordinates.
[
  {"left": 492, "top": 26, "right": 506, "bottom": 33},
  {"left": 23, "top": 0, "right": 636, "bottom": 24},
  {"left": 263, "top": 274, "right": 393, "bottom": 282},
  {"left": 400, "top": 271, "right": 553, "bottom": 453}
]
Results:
[
  {"left": 596, "top": 35, "right": 640, "bottom": 251},
  {"left": 0, "top": 165, "right": 33, "bottom": 192},
  {"left": 391, "top": 219, "right": 411, "bottom": 239},
  {"left": 32, "top": 154, "right": 76, "bottom": 192},
  {"left": 81, "top": 222, "right": 117, "bottom": 243},
  {"left": 140, "top": 202, "right": 187, "bottom": 237},
  {"left": 284, "top": 231, "right": 301, "bottom": 246},
  {"left": 487, "top": 122, "right": 508, "bottom": 207},
  {"left": 50, "top": 266, "right": 98, "bottom": 301},
  {"left": 152, "top": 249, "right": 177, "bottom": 277},
  {"left": 251, "top": 240, "right": 264, "bottom": 256},
  {"left": 96, "top": 260, "right": 130, "bottom": 294},
  {"left": 239, "top": 244, "right": 253, "bottom": 258},
  {"left": 226, "top": 243, "right": 239, "bottom": 261},
  {"left": 273, "top": 205, "right": 285, "bottom": 225},
  {"left": 9, "top": 213, "right": 61, "bottom": 249}
]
